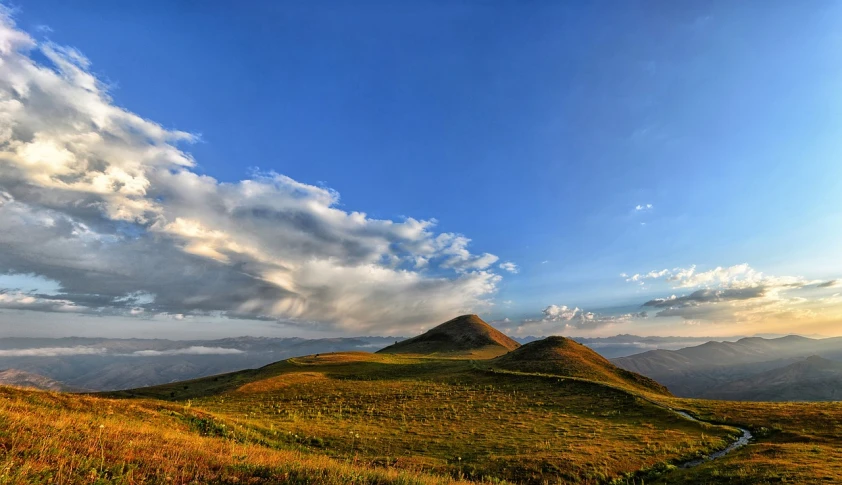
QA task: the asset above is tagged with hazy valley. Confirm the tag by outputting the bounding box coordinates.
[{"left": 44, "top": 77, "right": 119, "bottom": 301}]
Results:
[
  {"left": 614, "top": 335, "right": 842, "bottom": 401},
  {"left": 2, "top": 315, "right": 842, "bottom": 484}
]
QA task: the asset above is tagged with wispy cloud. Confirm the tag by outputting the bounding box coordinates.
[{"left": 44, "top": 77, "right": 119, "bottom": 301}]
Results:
[
  {"left": 498, "top": 262, "right": 519, "bottom": 274},
  {"left": 634, "top": 203, "right": 653, "bottom": 212},
  {"left": 131, "top": 346, "right": 244, "bottom": 356},
  {"left": 0, "top": 12, "right": 509, "bottom": 334},
  {"left": 0, "top": 346, "right": 106, "bottom": 357},
  {"left": 624, "top": 263, "right": 840, "bottom": 326},
  {"left": 500, "top": 304, "right": 648, "bottom": 336}
]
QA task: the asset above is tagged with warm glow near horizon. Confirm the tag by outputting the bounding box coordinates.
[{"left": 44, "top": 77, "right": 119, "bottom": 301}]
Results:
[{"left": 1, "top": 3, "right": 841, "bottom": 340}]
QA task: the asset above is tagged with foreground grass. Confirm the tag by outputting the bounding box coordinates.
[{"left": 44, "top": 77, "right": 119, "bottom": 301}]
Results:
[
  {"left": 647, "top": 399, "right": 842, "bottom": 484},
  {"left": 113, "top": 353, "right": 735, "bottom": 484},
  {"left": 6, "top": 351, "right": 842, "bottom": 484},
  {"left": 0, "top": 386, "right": 476, "bottom": 485}
]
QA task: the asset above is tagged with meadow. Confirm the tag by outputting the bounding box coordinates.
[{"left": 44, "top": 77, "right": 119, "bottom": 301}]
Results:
[
  {"left": 110, "top": 352, "right": 736, "bottom": 484},
  {"left": 1, "top": 351, "right": 840, "bottom": 484},
  {"left": 649, "top": 398, "right": 842, "bottom": 484}
]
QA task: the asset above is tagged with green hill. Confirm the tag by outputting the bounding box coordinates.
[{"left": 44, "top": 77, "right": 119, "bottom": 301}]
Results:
[
  {"left": 376, "top": 314, "right": 521, "bottom": 358},
  {"left": 492, "top": 336, "right": 671, "bottom": 395},
  {"left": 3, "top": 317, "right": 840, "bottom": 484}
]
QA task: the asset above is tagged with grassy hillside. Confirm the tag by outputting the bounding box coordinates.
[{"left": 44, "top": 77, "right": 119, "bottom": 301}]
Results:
[
  {"left": 107, "top": 351, "right": 735, "bottom": 484},
  {"left": 5, "top": 314, "right": 842, "bottom": 485},
  {"left": 376, "top": 315, "right": 520, "bottom": 358},
  {"left": 4, "top": 350, "right": 842, "bottom": 483},
  {"left": 0, "top": 384, "right": 470, "bottom": 484},
  {"left": 492, "top": 336, "right": 670, "bottom": 395},
  {"left": 651, "top": 398, "right": 842, "bottom": 484}
]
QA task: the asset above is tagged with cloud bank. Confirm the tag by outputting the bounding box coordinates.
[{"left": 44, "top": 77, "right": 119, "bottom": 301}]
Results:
[
  {"left": 498, "top": 304, "right": 648, "bottom": 336},
  {"left": 0, "top": 12, "right": 511, "bottom": 334},
  {"left": 626, "top": 263, "right": 840, "bottom": 326},
  {"left": 0, "top": 346, "right": 106, "bottom": 357},
  {"left": 131, "top": 346, "right": 244, "bottom": 356}
]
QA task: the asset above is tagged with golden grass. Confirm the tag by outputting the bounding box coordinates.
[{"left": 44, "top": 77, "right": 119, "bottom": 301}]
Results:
[
  {"left": 180, "top": 356, "right": 734, "bottom": 484},
  {"left": 646, "top": 398, "right": 842, "bottom": 484},
  {"left": 0, "top": 386, "right": 479, "bottom": 484},
  {"left": 7, "top": 351, "right": 842, "bottom": 484}
]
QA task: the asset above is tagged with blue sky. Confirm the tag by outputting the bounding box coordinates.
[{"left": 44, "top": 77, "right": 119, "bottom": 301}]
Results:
[{"left": 0, "top": 2, "right": 841, "bottom": 338}]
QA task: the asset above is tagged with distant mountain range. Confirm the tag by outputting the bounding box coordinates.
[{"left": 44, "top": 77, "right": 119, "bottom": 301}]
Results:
[
  {"left": 0, "top": 332, "right": 707, "bottom": 392},
  {"left": 706, "top": 355, "right": 842, "bottom": 401},
  {"left": 569, "top": 334, "right": 731, "bottom": 358},
  {"left": 5, "top": 332, "right": 842, "bottom": 400},
  {"left": 0, "top": 336, "right": 400, "bottom": 391},
  {"left": 613, "top": 335, "right": 842, "bottom": 400}
]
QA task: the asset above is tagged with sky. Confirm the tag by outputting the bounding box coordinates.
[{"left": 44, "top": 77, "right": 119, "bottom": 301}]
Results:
[{"left": 0, "top": 1, "right": 841, "bottom": 339}]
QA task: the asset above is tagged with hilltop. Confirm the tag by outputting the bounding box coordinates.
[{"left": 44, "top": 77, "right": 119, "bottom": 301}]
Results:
[
  {"left": 492, "top": 336, "right": 670, "bottom": 395},
  {"left": 376, "top": 314, "right": 520, "bottom": 358}
]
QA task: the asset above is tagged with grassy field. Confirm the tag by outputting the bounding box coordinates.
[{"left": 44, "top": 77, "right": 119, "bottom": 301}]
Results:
[
  {"left": 108, "top": 352, "right": 737, "bottom": 484},
  {"left": 2, "top": 350, "right": 841, "bottom": 484},
  {"left": 649, "top": 398, "right": 842, "bottom": 484},
  {"left": 0, "top": 384, "right": 478, "bottom": 485}
]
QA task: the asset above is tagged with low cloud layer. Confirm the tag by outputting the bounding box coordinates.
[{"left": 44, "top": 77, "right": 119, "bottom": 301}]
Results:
[
  {"left": 131, "top": 346, "right": 244, "bottom": 356},
  {"left": 0, "top": 12, "right": 512, "bottom": 334},
  {"left": 499, "top": 304, "right": 648, "bottom": 336},
  {"left": 626, "top": 264, "right": 841, "bottom": 326},
  {"left": 0, "top": 346, "right": 106, "bottom": 357}
]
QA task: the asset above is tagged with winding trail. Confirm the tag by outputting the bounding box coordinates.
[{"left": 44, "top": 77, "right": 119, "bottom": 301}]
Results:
[
  {"left": 623, "top": 388, "right": 754, "bottom": 468},
  {"left": 485, "top": 368, "right": 754, "bottom": 471},
  {"left": 672, "top": 410, "right": 753, "bottom": 468}
]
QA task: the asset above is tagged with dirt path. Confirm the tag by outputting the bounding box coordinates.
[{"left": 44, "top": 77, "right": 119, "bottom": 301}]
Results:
[{"left": 672, "top": 409, "right": 753, "bottom": 468}]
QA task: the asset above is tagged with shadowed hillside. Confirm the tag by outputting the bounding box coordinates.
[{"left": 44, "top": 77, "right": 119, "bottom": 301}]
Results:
[
  {"left": 493, "top": 336, "right": 671, "bottom": 395},
  {"left": 613, "top": 335, "right": 842, "bottom": 399},
  {"left": 0, "top": 369, "right": 70, "bottom": 391},
  {"left": 377, "top": 314, "right": 520, "bottom": 358},
  {"left": 702, "top": 355, "right": 842, "bottom": 401}
]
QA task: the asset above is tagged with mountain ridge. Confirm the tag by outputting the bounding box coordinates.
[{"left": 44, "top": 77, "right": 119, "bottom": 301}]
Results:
[{"left": 613, "top": 335, "right": 842, "bottom": 399}]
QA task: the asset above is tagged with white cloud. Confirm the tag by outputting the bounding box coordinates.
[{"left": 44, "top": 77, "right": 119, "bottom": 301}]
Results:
[
  {"left": 499, "top": 262, "right": 518, "bottom": 274},
  {"left": 623, "top": 264, "right": 809, "bottom": 289},
  {"left": 627, "top": 263, "right": 839, "bottom": 325},
  {"left": 0, "top": 12, "right": 507, "bottom": 334},
  {"left": 131, "top": 346, "right": 244, "bottom": 356},
  {"left": 499, "top": 304, "right": 648, "bottom": 336},
  {"left": 0, "top": 346, "right": 106, "bottom": 357},
  {"left": 625, "top": 268, "right": 670, "bottom": 282},
  {"left": 634, "top": 203, "right": 653, "bottom": 212}
]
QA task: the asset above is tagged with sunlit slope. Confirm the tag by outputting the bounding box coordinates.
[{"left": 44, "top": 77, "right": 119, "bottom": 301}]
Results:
[
  {"left": 110, "top": 351, "right": 733, "bottom": 484},
  {"left": 0, "top": 385, "right": 470, "bottom": 484},
  {"left": 376, "top": 314, "right": 521, "bottom": 358},
  {"left": 492, "top": 336, "right": 671, "bottom": 395},
  {"left": 12, "top": 348, "right": 842, "bottom": 484},
  {"left": 650, "top": 397, "right": 842, "bottom": 484}
]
